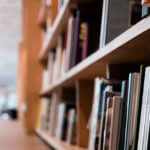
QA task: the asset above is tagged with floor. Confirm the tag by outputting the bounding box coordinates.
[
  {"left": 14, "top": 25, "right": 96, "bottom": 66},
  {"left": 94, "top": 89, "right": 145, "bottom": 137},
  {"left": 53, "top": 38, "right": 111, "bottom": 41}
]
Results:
[{"left": 0, "top": 119, "right": 50, "bottom": 150}]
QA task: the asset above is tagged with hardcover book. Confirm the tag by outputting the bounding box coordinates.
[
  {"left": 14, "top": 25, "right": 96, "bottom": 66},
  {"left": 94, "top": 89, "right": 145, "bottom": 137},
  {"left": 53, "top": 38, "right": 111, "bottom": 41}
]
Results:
[
  {"left": 109, "top": 96, "right": 121, "bottom": 150},
  {"left": 124, "top": 73, "right": 139, "bottom": 150},
  {"left": 117, "top": 81, "right": 128, "bottom": 150},
  {"left": 66, "top": 109, "right": 76, "bottom": 144},
  {"left": 132, "top": 65, "right": 147, "bottom": 150},
  {"left": 98, "top": 89, "right": 120, "bottom": 150},
  {"left": 137, "top": 67, "right": 150, "bottom": 150}
]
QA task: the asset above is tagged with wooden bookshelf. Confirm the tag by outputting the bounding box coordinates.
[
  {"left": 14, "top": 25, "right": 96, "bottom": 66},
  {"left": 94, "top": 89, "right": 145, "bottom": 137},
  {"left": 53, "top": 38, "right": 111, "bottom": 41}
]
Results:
[
  {"left": 36, "top": 0, "right": 150, "bottom": 149},
  {"left": 36, "top": 128, "right": 87, "bottom": 150},
  {"left": 40, "top": 16, "right": 150, "bottom": 96}
]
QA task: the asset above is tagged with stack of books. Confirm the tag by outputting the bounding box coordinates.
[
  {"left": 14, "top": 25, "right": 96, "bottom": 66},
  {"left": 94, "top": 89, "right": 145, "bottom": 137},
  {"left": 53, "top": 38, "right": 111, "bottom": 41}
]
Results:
[
  {"left": 40, "top": 92, "right": 77, "bottom": 145},
  {"left": 88, "top": 65, "right": 150, "bottom": 150}
]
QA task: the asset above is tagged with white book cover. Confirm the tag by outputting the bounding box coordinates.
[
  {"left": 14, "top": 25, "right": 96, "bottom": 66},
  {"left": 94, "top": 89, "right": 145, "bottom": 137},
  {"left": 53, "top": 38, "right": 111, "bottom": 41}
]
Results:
[
  {"left": 66, "top": 109, "right": 76, "bottom": 144},
  {"left": 88, "top": 78, "right": 101, "bottom": 150},
  {"left": 55, "top": 103, "right": 66, "bottom": 139},
  {"left": 142, "top": 67, "right": 150, "bottom": 149},
  {"left": 65, "top": 16, "right": 75, "bottom": 71},
  {"left": 137, "top": 67, "right": 150, "bottom": 150},
  {"left": 42, "top": 69, "right": 50, "bottom": 90}
]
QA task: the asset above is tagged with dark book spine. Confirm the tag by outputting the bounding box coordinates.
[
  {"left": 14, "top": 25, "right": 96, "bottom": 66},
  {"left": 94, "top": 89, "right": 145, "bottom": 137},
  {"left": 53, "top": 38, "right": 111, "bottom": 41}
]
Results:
[
  {"left": 132, "top": 65, "right": 147, "bottom": 150},
  {"left": 76, "top": 22, "right": 86, "bottom": 63},
  {"left": 124, "top": 73, "right": 134, "bottom": 150},
  {"left": 117, "top": 81, "right": 128, "bottom": 150},
  {"left": 82, "top": 23, "right": 88, "bottom": 59},
  {"left": 72, "top": 10, "right": 80, "bottom": 67}
]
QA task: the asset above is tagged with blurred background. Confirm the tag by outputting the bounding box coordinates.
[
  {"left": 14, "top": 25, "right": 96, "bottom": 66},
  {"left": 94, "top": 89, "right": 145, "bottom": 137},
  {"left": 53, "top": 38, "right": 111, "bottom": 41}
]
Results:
[{"left": 0, "top": 0, "right": 21, "bottom": 120}]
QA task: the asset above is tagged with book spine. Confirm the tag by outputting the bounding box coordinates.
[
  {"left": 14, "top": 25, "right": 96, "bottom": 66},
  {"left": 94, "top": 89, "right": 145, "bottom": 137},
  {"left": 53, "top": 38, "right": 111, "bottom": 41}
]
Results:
[
  {"left": 137, "top": 67, "right": 150, "bottom": 150},
  {"left": 72, "top": 10, "right": 80, "bottom": 67},
  {"left": 124, "top": 73, "right": 134, "bottom": 150},
  {"left": 82, "top": 23, "right": 89, "bottom": 59}
]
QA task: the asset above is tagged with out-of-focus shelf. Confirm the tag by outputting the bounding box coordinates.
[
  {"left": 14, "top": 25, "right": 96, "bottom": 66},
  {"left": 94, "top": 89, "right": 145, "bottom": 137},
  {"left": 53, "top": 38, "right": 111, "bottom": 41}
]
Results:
[
  {"left": 39, "top": 0, "right": 69, "bottom": 64},
  {"left": 36, "top": 128, "right": 87, "bottom": 150},
  {"left": 40, "top": 16, "right": 150, "bottom": 96},
  {"left": 39, "top": 0, "right": 97, "bottom": 65}
]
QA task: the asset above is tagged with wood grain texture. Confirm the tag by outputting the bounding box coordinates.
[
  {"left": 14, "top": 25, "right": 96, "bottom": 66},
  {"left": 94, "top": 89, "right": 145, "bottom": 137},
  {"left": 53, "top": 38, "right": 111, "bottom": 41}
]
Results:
[
  {"left": 76, "top": 80, "right": 94, "bottom": 148},
  {"left": 18, "top": 0, "right": 43, "bottom": 134}
]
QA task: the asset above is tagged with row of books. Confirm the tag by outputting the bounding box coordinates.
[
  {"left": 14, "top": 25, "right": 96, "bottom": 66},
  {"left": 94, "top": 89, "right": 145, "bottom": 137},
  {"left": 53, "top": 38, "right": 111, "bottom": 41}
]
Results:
[
  {"left": 42, "top": 36, "right": 65, "bottom": 89},
  {"left": 43, "top": 0, "right": 150, "bottom": 72},
  {"left": 41, "top": 64, "right": 150, "bottom": 149},
  {"left": 40, "top": 93, "right": 76, "bottom": 145},
  {"left": 65, "top": 2, "right": 101, "bottom": 70},
  {"left": 88, "top": 65, "right": 150, "bottom": 150}
]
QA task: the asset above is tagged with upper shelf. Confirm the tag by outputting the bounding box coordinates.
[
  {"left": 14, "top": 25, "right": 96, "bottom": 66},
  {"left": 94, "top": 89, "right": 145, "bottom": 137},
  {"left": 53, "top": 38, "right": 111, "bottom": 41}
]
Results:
[
  {"left": 41, "top": 16, "right": 150, "bottom": 96},
  {"left": 36, "top": 128, "right": 87, "bottom": 150},
  {"left": 39, "top": 0, "right": 96, "bottom": 64},
  {"left": 39, "top": 0, "right": 69, "bottom": 64}
]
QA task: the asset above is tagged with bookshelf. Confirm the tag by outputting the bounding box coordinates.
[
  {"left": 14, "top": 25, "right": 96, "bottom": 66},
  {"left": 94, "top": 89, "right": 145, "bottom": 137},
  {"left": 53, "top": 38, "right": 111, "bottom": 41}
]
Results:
[
  {"left": 36, "top": 0, "right": 150, "bottom": 150},
  {"left": 40, "top": 16, "right": 150, "bottom": 96},
  {"left": 36, "top": 128, "right": 87, "bottom": 150}
]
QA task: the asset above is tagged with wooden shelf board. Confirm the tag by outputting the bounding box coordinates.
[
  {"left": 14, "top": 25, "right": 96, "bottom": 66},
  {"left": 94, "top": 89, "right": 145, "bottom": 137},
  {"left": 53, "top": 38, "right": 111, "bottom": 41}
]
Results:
[
  {"left": 36, "top": 128, "right": 87, "bottom": 150},
  {"left": 40, "top": 16, "right": 150, "bottom": 96}
]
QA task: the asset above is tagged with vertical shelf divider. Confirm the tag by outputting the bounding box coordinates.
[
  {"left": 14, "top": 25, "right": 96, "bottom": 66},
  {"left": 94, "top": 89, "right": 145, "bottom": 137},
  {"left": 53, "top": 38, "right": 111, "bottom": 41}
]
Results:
[{"left": 76, "top": 80, "right": 94, "bottom": 148}]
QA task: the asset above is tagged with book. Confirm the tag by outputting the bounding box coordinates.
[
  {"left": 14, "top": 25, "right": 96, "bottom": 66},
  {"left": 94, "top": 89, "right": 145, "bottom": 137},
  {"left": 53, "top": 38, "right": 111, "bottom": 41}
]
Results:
[
  {"left": 72, "top": 10, "right": 82, "bottom": 67},
  {"left": 40, "top": 98, "right": 51, "bottom": 131},
  {"left": 124, "top": 73, "right": 139, "bottom": 150},
  {"left": 47, "top": 51, "right": 54, "bottom": 84},
  {"left": 49, "top": 93, "right": 60, "bottom": 136},
  {"left": 137, "top": 67, "right": 150, "bottom": 150},
  {"left": 129, "top": 73, "right": 139, "bottom": 148},
  {"left": 65, "top": 14, "right": 76, "bottom": 71},
  {"left": 55, "top": 36, "right": 63, "bottom": 79},
  {"left": 142, "top": 6, "right": 150, "bottom": 17},
  {"left": 88, "top": 78, "right": 102, "bottom": 150},
  {"left": 82, "top": 23, "right": 89, "bottom": 59},
  {"left": 141, "top": 67, "right": 150, "bottom": 149},
  {"left": 72, "top": 2, "right": 102, "bottom": 67},
  {"left": 103, "top": 97, "right": 113, "bottom": 150},
  {"left": 117, "top": 81, "right": 128, "bottom": 150},
  {"left": 55, "top": 102, "right": 75, "bottom": 140},
  {"left": 98, "top": 88, "right": 120, "bottom": 150},
  {"left": 132, "top": 65, "right": 147, "bottom": 150},
  {"left": 61, "top": 49, "right": 66, "bottom": 77},
  {"left": 66, "top": 109, "right": 76, "bottom": 144},
  {"left": 88, "top": 78, "right": 121, "bottom": 150},
  {"left": 55, "top": 103, "right": 66, "bottom": 139},
  {"left": 109, "top": 96, "right": 121, "bottom": 150},
  {"left": 99, "top": 0, "right": 142, "bottom": 48},
  {"left": 42, "top": 69, "right": 50, "bottom": 90}
]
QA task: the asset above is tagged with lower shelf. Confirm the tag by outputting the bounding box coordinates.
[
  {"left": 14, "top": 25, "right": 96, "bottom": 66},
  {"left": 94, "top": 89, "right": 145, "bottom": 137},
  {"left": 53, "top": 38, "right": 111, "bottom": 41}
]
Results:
[{"left": 36, "top": 128, "right": 87, "bottom": 150}]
